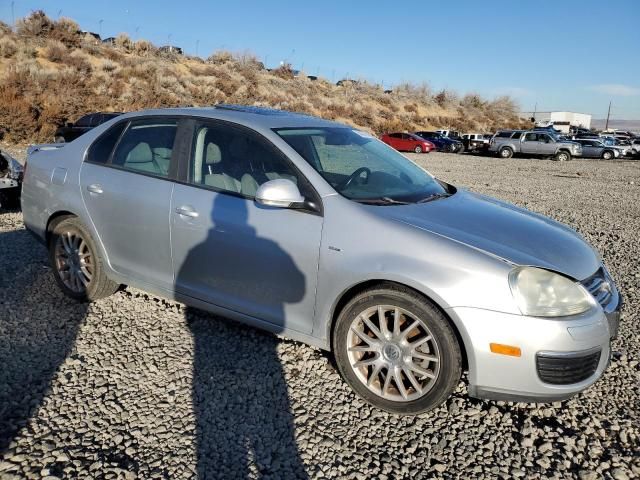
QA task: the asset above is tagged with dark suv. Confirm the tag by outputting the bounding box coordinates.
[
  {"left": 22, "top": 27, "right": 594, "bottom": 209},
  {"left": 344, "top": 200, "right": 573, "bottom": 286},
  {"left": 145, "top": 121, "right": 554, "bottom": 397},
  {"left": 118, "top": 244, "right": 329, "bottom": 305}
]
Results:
[
  {"left": 54, "top": 112, "right": 123, "bottom": 143},
  {"left": 414, "top": 131, "right": 463, "bottom": 153}
]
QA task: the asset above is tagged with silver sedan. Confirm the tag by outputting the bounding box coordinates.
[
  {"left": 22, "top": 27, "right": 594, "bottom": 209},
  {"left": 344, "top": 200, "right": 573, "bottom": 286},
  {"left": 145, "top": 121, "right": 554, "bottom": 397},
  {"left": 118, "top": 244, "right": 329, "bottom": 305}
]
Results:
[{"left": 22, "top": 105, "right": 621, "bottom": 414}]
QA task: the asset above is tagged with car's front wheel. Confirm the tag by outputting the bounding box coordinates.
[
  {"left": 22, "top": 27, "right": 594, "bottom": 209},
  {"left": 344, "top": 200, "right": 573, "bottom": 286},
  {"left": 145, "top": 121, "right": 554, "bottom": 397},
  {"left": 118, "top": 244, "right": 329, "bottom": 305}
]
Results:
[
  {"left": 499, "top": 147, "right": 513, "bottom": 158},
  {"left": 49, "top": 217, "right": 119, "bottom": 302},
  {"left": 414, "top": 145, "right": 423, "bottom": 154},
  {"left": 333, "top": 285, "right": 462, "bottom": 414},
  {"left": 555, "top": 150, "right": 571, "bottom": 162},
  {"left": 601, "top": 150, "right": 613, "bottom": 160}
]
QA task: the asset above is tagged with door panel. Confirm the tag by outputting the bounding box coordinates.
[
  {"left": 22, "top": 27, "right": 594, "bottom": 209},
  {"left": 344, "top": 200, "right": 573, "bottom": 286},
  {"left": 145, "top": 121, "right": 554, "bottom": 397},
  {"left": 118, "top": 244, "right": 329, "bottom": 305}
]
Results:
[
  {"left": 520, "top": 134, "right": 539, "bottom": 154},
  {"left": 80, "top": 163, "right": 174, "bottom": 288},
  {"left": 171, "top": 186, "right": 322, "bottom": 334}
]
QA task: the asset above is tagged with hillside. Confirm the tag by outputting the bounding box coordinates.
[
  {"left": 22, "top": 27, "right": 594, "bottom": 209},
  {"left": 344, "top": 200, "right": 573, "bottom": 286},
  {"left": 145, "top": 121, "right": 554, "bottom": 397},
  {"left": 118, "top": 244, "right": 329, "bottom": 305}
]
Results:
[{"left": 0, "top": 11, "right": 527, "bottom": 143}]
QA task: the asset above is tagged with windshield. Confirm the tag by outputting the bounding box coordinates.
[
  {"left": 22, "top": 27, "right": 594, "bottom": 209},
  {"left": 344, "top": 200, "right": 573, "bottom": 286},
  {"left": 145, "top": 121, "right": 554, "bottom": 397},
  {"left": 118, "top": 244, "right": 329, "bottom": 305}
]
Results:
[{"left": 275, "top": 127, "right": 450, "bottom": 203}]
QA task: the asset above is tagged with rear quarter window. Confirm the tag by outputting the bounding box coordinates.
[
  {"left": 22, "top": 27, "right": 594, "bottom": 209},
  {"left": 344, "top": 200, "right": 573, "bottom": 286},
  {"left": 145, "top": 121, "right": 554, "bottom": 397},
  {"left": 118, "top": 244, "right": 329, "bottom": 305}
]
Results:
[{"left": 86, "top": 123, "right": 126, "bottom": 164}]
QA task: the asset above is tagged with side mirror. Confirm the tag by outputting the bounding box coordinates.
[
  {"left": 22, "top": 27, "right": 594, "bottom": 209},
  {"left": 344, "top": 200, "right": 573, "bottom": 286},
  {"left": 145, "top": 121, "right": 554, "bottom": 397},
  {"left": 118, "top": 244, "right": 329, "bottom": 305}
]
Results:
[{"left": 255, "top": 179, "right": 305, "bottom": 208}]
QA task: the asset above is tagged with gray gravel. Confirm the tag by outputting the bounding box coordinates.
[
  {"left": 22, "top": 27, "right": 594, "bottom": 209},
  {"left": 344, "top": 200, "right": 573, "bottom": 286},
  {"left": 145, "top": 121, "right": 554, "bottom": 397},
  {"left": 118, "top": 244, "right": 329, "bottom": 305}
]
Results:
[{"left": 1, "top": 151, "right": 639, "bottom": 479}]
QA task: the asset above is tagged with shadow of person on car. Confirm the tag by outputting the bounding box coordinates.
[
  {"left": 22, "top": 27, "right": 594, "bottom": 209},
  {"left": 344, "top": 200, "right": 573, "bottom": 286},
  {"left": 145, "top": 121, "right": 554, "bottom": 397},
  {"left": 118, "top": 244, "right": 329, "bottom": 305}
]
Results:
[
  {"left": 0, "top": 227, "right": 88, "bottom": 456},
  {"left": 176, "top": 193, "right": 308, "bottom": 478}
]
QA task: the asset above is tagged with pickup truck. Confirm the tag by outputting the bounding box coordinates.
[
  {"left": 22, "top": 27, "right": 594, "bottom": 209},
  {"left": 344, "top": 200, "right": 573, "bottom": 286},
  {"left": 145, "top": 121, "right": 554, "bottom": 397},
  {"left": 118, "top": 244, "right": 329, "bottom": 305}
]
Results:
[
  {"left": 489, "top": 130, "right": 582, "bottom": 161},
  {"left": 461, "top": 133, "right": 490, "bottom": 153}
]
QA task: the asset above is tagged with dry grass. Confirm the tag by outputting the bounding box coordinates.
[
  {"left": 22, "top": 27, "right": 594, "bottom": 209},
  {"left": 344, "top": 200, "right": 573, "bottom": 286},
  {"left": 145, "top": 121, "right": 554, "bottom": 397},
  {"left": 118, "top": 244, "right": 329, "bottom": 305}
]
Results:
[{"left": 0, "top": 11, "right": 528, "bottom": 142}]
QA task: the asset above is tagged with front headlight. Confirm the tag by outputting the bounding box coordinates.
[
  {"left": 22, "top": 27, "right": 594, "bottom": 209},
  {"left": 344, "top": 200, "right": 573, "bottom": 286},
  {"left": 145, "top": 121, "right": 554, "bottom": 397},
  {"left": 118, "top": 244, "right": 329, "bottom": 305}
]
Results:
[{"left": 509, "top": 267, "right": 596, "bottom": 317}]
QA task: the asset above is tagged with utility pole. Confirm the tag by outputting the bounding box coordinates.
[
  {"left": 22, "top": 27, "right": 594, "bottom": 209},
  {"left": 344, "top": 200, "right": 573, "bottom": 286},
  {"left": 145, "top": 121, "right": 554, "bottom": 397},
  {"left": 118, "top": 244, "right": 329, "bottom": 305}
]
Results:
[
  {"left": 605, "top": 100, "right": 612, "bottom": 131},
  {"left": 99, "top": 19, "right": 104, "bottom": 37}
]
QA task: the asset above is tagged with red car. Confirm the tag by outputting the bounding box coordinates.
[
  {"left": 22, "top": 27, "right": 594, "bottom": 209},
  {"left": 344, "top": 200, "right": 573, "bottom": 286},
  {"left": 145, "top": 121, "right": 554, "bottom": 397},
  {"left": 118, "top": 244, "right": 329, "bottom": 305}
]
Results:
[{"left": 381, "top": 132, "right": 435, "bottom": 153}]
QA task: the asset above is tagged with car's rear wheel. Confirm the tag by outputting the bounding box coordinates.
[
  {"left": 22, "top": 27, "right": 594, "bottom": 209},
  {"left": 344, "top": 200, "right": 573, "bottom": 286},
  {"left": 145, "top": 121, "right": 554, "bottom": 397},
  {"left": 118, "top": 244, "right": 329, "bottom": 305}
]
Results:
[
  {"left": 414, "top": 145, "right": 423, "bottom": 154},
  {"left": 49, "top": 217, "right": 119, "bottom": 302},
  {"left": 601, "top": 150, "right": 613, "bottom": 160},
  {"left": 333, "top": 285, "right": 462, "bottom": 414},
  {"left": 555, "top": 150, "right": 571, "bottom": 162},
  {"left": 499, "top": 147, "right": 513, "bottom": 158},
  {"left": 448, "top": 143, "right": 457, "bottom": 153}
]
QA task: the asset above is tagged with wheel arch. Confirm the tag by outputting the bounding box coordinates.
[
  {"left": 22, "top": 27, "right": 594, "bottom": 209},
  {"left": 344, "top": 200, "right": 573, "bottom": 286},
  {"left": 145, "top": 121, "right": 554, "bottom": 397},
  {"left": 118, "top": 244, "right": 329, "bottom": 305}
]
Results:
[
  {"left": 45, "top": 210, "right": 78, "bottom": 245},
  {"left": 327, "top": 279, "right": 469, "bottom": 371}
]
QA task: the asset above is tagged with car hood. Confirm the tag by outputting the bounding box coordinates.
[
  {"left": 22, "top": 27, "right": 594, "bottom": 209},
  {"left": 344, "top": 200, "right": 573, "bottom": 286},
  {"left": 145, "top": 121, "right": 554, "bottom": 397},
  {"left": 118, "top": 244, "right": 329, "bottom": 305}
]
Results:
[{"left": 375, "top": 189, "right": 600, "bottom": 280}]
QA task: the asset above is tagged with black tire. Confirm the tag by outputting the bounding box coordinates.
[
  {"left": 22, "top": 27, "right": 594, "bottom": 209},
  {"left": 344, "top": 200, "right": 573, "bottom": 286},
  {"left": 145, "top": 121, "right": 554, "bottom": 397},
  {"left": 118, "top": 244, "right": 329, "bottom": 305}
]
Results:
[
  {"left": 332, "top": 284, "right": 462, "bottom": 415},
  {"left": 601, "top": 150, "right": 613, "bottom": 160},
  {"left": 499, "top": 147, "right": 513, "bottom": 159},
  {"left": 555, "top": 150, "right": 571, "bottom": 162},
  {"left": 448, "top": 143, "right": 457, "bottom": 153},
  {"left": 48, "top": 216, "right": 119, "bottom": 302},
  {"left": 457, "top": 144, "right": 465, "bottom": 154},
  {"left": 414, "top": 145, "right": 423, "bottom": 154}
]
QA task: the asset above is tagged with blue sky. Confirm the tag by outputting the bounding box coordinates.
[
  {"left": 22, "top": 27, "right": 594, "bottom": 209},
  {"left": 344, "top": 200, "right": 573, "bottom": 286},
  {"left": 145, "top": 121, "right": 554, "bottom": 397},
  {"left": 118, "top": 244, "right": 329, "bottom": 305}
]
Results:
[{"left": 2, "top": 0, "right": 639, "bottom": 119}]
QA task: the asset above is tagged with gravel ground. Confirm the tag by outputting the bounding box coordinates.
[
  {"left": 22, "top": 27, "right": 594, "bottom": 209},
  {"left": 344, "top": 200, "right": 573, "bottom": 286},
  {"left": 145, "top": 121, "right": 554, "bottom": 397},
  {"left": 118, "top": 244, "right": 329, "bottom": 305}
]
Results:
[{"left": 0, "top": 151, "right": 639, "bottom": 479}]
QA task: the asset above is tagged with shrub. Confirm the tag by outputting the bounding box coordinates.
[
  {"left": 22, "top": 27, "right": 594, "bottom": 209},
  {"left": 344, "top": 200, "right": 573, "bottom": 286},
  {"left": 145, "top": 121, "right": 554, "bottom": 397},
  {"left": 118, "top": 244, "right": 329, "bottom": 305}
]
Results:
[
  {"left": 16, "top": 10, "right": 54, "bottom": 38},
  {"left": 50, "top": 17, "right": 81, "bottom": 47},
  {"left": 207, "top": 50, "right": 233, "bottom": 65},
  {"left": 101, "top": 60, "right": 118, "bottom": 72},
  {"left": 67, "top": 51, "right": 92, "bottom": 74},
  {"left": 133, "top": 40, "right": 155, "bottom": 56},
  {"left": 271, "top": 63, "right": 294, "bottom": 80},
  {"left": 44, "top": 40, "right": 68, "bottom": 63},
  {"left": 0, "top": 37, "right": 17, "bottom": 58},
  {"left": 115, "top": 33, "right": 133, "bottom": 52}
]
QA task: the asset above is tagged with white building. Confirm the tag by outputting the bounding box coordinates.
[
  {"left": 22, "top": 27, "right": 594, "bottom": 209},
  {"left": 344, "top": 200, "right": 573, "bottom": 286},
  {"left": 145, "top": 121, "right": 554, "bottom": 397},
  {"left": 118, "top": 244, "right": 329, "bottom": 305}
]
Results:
[{"left": 521, "top": 111, "right": 592, "bottom": 133}]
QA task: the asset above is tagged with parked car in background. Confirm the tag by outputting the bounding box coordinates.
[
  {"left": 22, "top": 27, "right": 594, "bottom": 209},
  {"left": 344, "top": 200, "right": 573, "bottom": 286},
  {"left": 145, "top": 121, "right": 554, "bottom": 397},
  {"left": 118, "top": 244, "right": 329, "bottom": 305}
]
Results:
[
  {"left": 436, "top": 129, "right": 461, "bottom": 140},
  {"left": 573, "top": 139, "right": 619, "bottom": 160},
  {"left": 22, "top": 105, "right": 620, "bottom": 414},
  {"left": 460, "top": 133, "right": 490, "bottom": 153},
  {"left": 602, "top": 138, "right": 631, "bottom": 157},
  {"left": 54, "top": 112, "right": 123, "bottom": 143},
  {"left": 0, "top": 149, "right": 23, "bottom": 209},
  {"left": 381, "top": 133, "right": 435, "bottom": 153},
  {"left": 631, "top": 139, "right": 640, "bottom": 156},
  {"left": 415, "top": 131, "right": 463, "bottom": 153},
  {"left": 489, "top": 130, "right": 582, "bottom": 161}
]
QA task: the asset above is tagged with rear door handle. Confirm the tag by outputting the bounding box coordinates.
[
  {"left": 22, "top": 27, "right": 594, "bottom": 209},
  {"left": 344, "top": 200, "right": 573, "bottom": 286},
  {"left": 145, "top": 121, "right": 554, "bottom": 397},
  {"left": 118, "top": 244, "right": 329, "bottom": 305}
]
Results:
[
  {"left": 87, "top": 184, "right": 103, "bottom": 194},
  {"left": 175, "top": 205, "right": 199, "bottom": 218}
]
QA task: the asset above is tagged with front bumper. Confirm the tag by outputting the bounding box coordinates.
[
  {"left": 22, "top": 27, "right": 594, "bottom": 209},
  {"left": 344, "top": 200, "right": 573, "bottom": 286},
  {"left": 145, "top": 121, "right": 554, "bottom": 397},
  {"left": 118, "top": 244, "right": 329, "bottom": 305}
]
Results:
[{"left": 447, "top": 297, "right": 620, "bottom": 402}]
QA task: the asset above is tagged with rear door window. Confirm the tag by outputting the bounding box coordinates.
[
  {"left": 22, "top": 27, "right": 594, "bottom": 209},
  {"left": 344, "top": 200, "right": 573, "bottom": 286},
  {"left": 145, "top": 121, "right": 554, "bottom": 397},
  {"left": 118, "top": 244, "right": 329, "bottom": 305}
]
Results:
[
  {"left": 110, "top": 119, "right": 178, "bottom": 178},
  {"left": 86, "top": 122, "right": 126, "bottom": 164}
]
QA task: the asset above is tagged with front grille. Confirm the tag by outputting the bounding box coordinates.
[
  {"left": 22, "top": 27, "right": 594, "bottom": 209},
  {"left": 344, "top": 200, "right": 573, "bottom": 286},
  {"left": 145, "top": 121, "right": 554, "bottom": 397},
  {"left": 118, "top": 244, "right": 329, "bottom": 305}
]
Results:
[
  {"left": 536, "top": 349, "right": 601, "bottom": 385},
  {"left": 582, "top": 268, "right": 613, "bottom": 308}
]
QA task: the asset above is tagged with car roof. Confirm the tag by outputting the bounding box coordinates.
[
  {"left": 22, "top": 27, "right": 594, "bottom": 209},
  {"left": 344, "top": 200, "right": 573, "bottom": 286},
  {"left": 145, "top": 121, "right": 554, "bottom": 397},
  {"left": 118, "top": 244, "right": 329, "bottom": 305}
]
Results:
[{"left": 117, "top": 104, "right": 346, "bottom": 130}]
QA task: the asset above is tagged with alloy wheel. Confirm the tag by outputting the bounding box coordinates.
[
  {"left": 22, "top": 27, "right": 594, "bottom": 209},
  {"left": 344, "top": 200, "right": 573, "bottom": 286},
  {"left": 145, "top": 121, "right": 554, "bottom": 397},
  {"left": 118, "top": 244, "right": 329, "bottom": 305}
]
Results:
[
  {"left": 346, "top": 305, "right": 441, "bottom": 402},
  {"left": 54, "top": 230, "right": 94, "bottom": 293}
]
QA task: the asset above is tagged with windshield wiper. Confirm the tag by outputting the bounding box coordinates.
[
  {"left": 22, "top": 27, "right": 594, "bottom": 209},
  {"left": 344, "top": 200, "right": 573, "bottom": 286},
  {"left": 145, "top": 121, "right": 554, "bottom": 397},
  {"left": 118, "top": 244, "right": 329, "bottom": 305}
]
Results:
[
  {"left": 416, "top": 193, "right": 452, "bottom": 203},
  {"left": 357, "top": 196, "right": 411, "bottom": 205}
]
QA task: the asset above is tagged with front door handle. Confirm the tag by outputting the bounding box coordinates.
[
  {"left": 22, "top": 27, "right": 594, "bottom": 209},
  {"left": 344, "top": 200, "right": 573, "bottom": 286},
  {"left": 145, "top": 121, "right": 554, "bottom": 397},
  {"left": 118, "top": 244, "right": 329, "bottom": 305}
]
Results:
[
  {"left": 87, "top": 184, "right": 103, "bottom": 194},
  {"left": 175, "top": 206, "right": 199, "bottom": 218}
]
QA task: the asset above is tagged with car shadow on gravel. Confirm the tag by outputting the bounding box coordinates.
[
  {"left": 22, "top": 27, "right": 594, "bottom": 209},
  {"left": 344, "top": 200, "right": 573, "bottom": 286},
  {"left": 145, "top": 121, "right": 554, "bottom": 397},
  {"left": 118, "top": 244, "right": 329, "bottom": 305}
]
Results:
[
  {"left": 177, "top": 195, "right": 308, "bottom": 479},
  {"left": 0, "top": 228, "right": 88, "bottom": 455}
]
